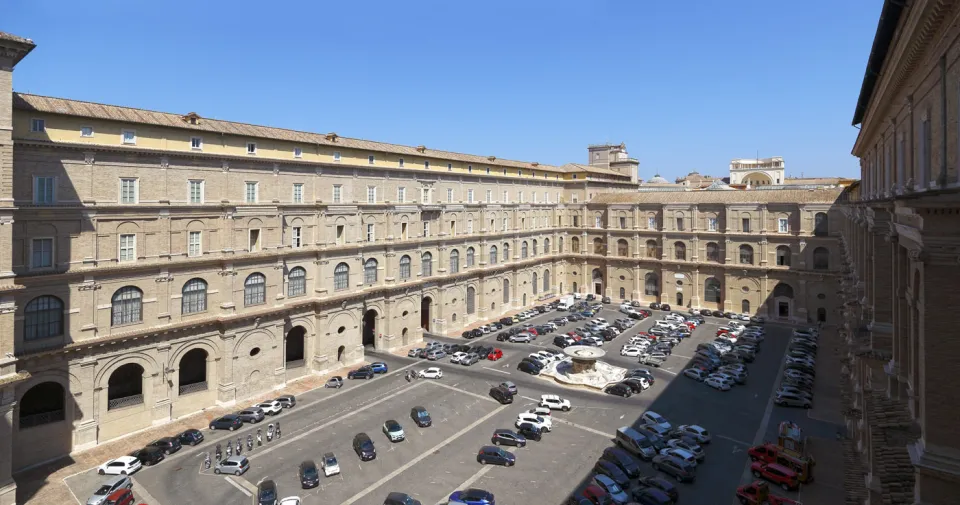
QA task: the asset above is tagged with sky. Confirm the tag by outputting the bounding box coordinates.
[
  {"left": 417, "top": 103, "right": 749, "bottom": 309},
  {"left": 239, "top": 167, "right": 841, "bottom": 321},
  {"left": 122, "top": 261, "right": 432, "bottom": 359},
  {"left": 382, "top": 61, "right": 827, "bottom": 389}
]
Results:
[{"left": 5, "top": 0, "right": 879, "bottom": 181}]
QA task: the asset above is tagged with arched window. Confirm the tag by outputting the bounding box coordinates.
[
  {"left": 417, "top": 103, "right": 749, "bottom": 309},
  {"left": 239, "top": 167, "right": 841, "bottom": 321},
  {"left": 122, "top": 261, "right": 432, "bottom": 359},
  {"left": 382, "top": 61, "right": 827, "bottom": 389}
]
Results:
[
  {"left": 742, "top": 299, "right": 751, "bottom": 313},
  {"left": 503, "top": 243, "right": 511, "bottom": 261},
  {"left": 422, "top": 252, "right": 433, "bottom": 277},
  {"left": 449, "top": 249, "right": 460, "bottom": 274},
  {"left": 489, "top": 246, "right": 498, "bottom": 265},
  {"left": 776, "top": 245, "right": 791, "bottom": 266},
  {"left": 813, "top": 247, "right": 830, "bottom": 270},
  {"left": 334, "top": 263, "right": 350, "bottom": 291},
  {"left": 558, "top": 237, "right": 564, "bottom": 252},
  {"left": 644, "top": 273, "right": 659, "bottom": 296},
  {"left": 704, "top": 278, "right": 721, "bottom": 303},
  {"left": 593, "top": 238, "right": 604, "bottom": 254},
  {"left": 773, "top": 283, "right": 795, "bottom": 298},
  {"left": 620, "top": 287, "right": 626, "bottom": 299},
  {"left": 502, "top": 279, "right": 510, "bottom": 303},
  {"left": 543, "top": 269, "right": 550, "bottom": 291},
  {"left": 814, "top": 212, "right": 829, "bottom": 236},
  {"left": 645, "top": 240, "right": 658, "bottom": 258},
  {"left": 466, "top": 286, "right": 476, "bottom": 314},
  {"left": 111, "top": 286, "right": 143, "bottom": 326},
  {"left": 24, "top": 295, "right": 64, "bottom": 341},
  {"left": 674, "top": 242, "right": 686, "bottom": 261},
  {"left": 617, "top": 239, "right": 629, "bottom": 257},
  {"left": 571, "top": 237, "right": 580, "bottom": 253},
  {"left": 706, "top": 242, "right": 720, "bottom": 262},
  {"left": 544, "top": 238, "right": 550, "bottom": 254},
  {"left": 399, "top": 255, "right": 411, "bottom": 280},
  {"left": 532, "top": 239, "right": 538, "bottom": 256},
  {"left": 532, "top": 272, "right": 539, "bottom": 294},
  {"left": 244, "top": 273, "right": 266, "bottom": 306},
  {"left": 18, "top": 382, "right": 66, "bottom": 428},
  {"left": 739, "top": 244, "right": 754, "bottom": 265},
  {"left": 521, "top": 241, "right": 529, "bottom": 259},
  {"left": 288, "top": 267, "right": 306, "bottom": 296},
  {"left": 181, "top": 278, "right": 208, "bottom": 314},
  {"left": 364, "top": 259, "right": 378, "bottom": 284},
  {"left": 466, "top": 247, "right": 475, "bottom": 267}
]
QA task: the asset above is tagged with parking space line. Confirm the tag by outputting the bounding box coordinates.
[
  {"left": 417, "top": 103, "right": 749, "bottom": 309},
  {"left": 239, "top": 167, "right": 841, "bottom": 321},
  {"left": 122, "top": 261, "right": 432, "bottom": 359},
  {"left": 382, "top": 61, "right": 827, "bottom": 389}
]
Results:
[
  {"left": 225, "top": 476, "right": 254, "bottom": 497},
  {"left": 337, "top": 405, "right": 509, "bottom": 505},
  {"left": 434, "top": 447, "right": 516, "bottom": 505},
  {"left": 551, "top": 417, "right": 614, "bottom": 439},
  {"left": 671, "top": 354, "right": 694, "bottom": 360},
  {"left": 660, "top": 369, "right": 678, "bottom": 375},
  {"left": 715, "top": 434, "right": 751, "bottom": 446},
  {"left": 427, "top": 380, "right": 500, "bottom": 403},
  {"left": 482, "top": 366, "right": 511, "bottom": 375}
]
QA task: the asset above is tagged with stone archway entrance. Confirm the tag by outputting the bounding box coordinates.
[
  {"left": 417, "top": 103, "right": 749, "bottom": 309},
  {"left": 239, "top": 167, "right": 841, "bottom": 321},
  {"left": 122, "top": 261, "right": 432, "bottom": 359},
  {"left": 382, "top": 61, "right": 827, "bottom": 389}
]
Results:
[
  {"left": 592, "top": 269, "right": 603, "bottom": 295},
  {"left": 285, "top": 326, "right": 306, "bottom": 367},
  {"left": 362, "top": 310, "right": 377, "bottom": 348},
  {"left": 421, "top": 297, "right": 432, "bottom": 332},
  {"left": 178, "top": 349, "right": 209, "bottom": 394},
  {"left": 817, "top": 307, "right": 826, "bottom": 322},
  {"left": 337, "top": 345, "right": 346, "bottom": 365},
  {"left": 676, "top": 292, "right": 683, "bottom": 307}
]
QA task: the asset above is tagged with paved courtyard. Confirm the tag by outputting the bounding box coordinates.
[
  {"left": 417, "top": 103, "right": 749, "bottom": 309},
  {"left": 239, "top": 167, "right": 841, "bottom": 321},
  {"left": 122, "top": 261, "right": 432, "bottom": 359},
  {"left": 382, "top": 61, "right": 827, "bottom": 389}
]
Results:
[{"left": 51, "top": 303, "right": 843, "bottom": 505}]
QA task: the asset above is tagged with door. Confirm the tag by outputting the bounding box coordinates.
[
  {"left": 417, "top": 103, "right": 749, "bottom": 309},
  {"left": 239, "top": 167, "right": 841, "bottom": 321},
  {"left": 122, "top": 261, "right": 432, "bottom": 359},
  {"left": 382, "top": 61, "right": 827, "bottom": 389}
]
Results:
[
  {"left": 778, "top": 301, "right": 790, "bottom": 318},
  {"left": 676, "top": 292, "right": 683, "bottom": 306}
]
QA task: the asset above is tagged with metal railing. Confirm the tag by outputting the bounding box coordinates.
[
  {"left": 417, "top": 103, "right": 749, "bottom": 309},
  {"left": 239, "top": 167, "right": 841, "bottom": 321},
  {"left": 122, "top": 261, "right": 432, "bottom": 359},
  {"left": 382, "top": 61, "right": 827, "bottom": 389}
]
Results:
[
  {"left": 178, "top": 381, "right": 208, "bottom": 396},
  {"left": 19, "top": 409, "right": 65, "bottom": 429},
  {"left": 107, "top": 394, "right": 144, "bottom": 411},
  {"left": 285, "top": 359, "right": 305, "bottom": 369}
]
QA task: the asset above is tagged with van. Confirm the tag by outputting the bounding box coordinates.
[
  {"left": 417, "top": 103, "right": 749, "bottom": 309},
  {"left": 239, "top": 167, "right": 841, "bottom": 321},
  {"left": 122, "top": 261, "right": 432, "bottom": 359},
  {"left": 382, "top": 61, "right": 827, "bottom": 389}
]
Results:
[
  {"left": 490, "top": 386, "right": 514, "bottom": 404},
  {"left": 615, "top": 426, "right": 657, "bottom": 460}
]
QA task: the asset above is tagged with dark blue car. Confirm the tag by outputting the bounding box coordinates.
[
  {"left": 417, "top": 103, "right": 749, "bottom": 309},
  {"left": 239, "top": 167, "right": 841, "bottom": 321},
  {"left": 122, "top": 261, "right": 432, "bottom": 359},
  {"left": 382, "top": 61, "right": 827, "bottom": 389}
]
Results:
[
  {"left": 370, "top": 362, "right": 388, "bottom": 373},
  {"left": 449, "top": 488, "right": 495, "bottom": 505}
]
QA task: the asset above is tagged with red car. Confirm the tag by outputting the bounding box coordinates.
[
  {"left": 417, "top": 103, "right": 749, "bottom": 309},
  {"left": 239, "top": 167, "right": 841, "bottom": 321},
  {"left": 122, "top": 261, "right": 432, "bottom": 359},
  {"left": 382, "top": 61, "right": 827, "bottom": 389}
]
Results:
[
  {"left": 736, "top": 481, "right": 800, "bottom": 505},
  {"left": 526, "top": 328, "right": 539, "bottom": 336},
  {"left": 104, "top": 489, "right": 135, "bottom": 505},
  {"left": 487, "top": 348, "right": 503, "bottom": 361},
  {"left": 747, "top": 443, "right": 780, "bottom": 464},
  {"left": 685, "top": 322, "right": 697, "bottom": 330},
  {"left": 580, "top": 484, "right": 610, "bottom": 505},
  {"left": 750, "top": 462, "right": 799, "bottom": 491}
]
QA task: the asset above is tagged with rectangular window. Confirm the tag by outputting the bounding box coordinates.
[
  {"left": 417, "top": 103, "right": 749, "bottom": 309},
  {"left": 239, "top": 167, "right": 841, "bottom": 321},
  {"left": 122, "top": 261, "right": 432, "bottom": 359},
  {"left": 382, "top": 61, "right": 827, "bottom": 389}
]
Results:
[
  {"left": 367, "top": 223, "right": 375, "bottom": 242},
  {"left": 676, "top": 217, "right": 684, "bottom": 231},
  {"left": 291, "top": 226, "right": 302, "bottom": 248},
  {"left": 81, "top": 126, "right": 94, "bottom": 137},
  {"left": 294, "top": 147, "right": 303, "bottom": 158},
  {"left": 468, "top": 165, "right": 473, "bottom": 173},
  {"left": 778, "top": 218, "right": 789, "bottom": 233},
  {"left": 119, "top": 234, "right": 136, "bottom": 262},
  {"left": 921, "top": 116, "right": 931, "bottom": 187},
  {"left": 368, "top": 155, "right": 375, "bottom": 164},
  {"left": 122, "top": 129, "right": 137, "bottom": 144},
  {"left": 707, "top": 217, "right": 718, "bottom": 231},
  {"left": 247, "top": 142, "right": 257, "bottom": 155},
  {"left": 397, "top": 187, "right": 406, "bottom": 202},
  {"left": 30, "top": 118, "right": 45, "bottom": 132},
  {"left": 519, "top": 192, "right": 525, "bottom": 203},
  {"left": 401, "top": 222, "right": 408, "bottom": 240},
  {"left": 490, "top": 218, "right": 495, "bottom": 231},
  {"left": 292, "top": 183, "right": 304, "bottom": 204},
  {"left": 503, "top": 190, "right": 508, "bottom": 202},
  {"left": 188, "top": 231, "right": 202, "bottom": 257},
  {"left": 447, "top": 188, "right": 453, "bottom": 203},
  {"left": 332, "top": 185, "right": 342, "bottom": 203},
  {"left": 467, "top": 220, "right": 474, "bottom": 233},
  {"left": 424, "top": 161, "right": 430, "bottom": 169},
  {"left": 532, "top": 192, "right": 538, "bottom": 203},
  {"left": 34, "top": 176, "right": 55, "bottom": 205},
  {"left": 367, "top": 186, "right": 377, "bottom": 204},
  {"left": 120, "top": 178, "right": 138, "bottom": 204},
  {"left": 245, "top": 182, "right": 258, "bottom": 203},
  {"left": 31, "top": 238, "right": 54, "bottom": 269},
  {"left": 647, "top": 216, "right": 656, "bottom": 229},
  {"left": 188, "top": 180, "right": 204, "bottom": 204},
  {"left": 423, "top": 221, "right": 430, "bottom": 237},
  {"left": 190, "top": 136, "right": 203, "bottom": 150},
  {"left": 467, "top": 189, "right": 474, "bottom": 203},
  {"left": 544, "top": 191, "right": 549, "bottom": 203},
  {"left": 249, "top": 229, "right": 261, "bottom": 252},
  {"left": 573, "top": 216, "right": 580, "bottom": 227},
  {"left": 502, "top": 218, "right": 508, "bottom": 230},
  {"left": 620, "top": 217, "right": 627, "bottom": 229},
  {"left": 595, "top": 216, "right": 602, "bottom": 228},
  {"left": 450, "top": 220, "right": 457, "bottom": 237},
  {"left": 398, "top": 158, "right": 404, "bottom": 168},
  {"left": 336, "top": 225, "right": 345, "bottom": 245},
  {"left": 333, "top": 151, "right": 341, "bottom": 162},
  {"left": 486, "top": 190, "right": 492, "bottom": 203},
  {"left": 741, "top": 218, "right": 751, "bottom": 233},
  {"left": 421, "top": 188, "right": 431, "bottom": 204},
  {"left": 447, "top": 163, "right": 453, "bottom": 171}
]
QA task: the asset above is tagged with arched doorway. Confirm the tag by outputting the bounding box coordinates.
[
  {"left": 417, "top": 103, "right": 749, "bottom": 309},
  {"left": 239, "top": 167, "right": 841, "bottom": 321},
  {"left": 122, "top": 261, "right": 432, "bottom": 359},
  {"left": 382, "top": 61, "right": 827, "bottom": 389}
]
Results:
[
  {"left": 572, "top": 282, "right": 578, "bottom": 294},
  {"left": 401, "top": 327, "right": 409, "bottom": 346},
  {"left": 523, "top": 293, "right": 527, "bottom": 306},
  {"left": 178, "top": 349, "right": 209, "bottom": 395},
  {"left": 286, "top": 326, "right": 306, "bottom": 366},
  {"left": 592, "top": 269, "right": 603, "bottom": 295},
  {"left": 362, "top": 310, "right": 377, "bottom": 348},
  {"left": 421, "top": 297, "right": 432, "bottom": 332},
  {"left": 817, "top": 307, "right": 826, "bottom": 323},
  {"left": 107, "top": 363, "right": 145, "bottom": 411},
  {"left": 772, "top": 283, "right": 794, "bottom": 318},
  {"left": 742, "top": 299, "right": 750, "bottom": 314},
  {"left": 18, "top": 382, "right": 65, "bottom": 429},
  {"left": 337, "top": 345, "right": 346, "bottom": 365},
  {"left": 676, "top": 292, "right": 684, "bottom": 307}
]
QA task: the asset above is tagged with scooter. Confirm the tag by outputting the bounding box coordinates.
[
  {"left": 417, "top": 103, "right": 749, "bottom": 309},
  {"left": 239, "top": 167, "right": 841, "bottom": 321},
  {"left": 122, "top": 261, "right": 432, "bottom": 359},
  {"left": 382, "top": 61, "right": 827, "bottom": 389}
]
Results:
[
  {"left": 225, "top": 442, "right": 232, "bottom": 458},
  {"left": 275, "top": 422, "right": 281, "bottom": 439},
  {"left": 203, "top": 452, "right": 211, "bottom": 470},
  {"left": 266, "top": 423, "right": 275, "bottom": 442},
  {"left": 257, "top": 429, "right": 263, "bottom": 447},
  {"left": 246, "top": 435, "right": 253, "bottom": 451},
  {"left": 235, "top": 438, "right": 242, "bottom": 455},
  {"left": 215, "top": 443, "right": 222, "bottom": 462}
]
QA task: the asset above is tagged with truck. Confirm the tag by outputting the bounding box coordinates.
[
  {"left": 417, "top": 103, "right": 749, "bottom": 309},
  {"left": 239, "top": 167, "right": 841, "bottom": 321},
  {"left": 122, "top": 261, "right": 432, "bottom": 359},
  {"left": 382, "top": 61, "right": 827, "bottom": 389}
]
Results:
[
  {"left": 736, "top": 481, "right": 802, "bottom": 505},
  {"left": 557, "top": 295, "right": 575, "bottom": 311}
]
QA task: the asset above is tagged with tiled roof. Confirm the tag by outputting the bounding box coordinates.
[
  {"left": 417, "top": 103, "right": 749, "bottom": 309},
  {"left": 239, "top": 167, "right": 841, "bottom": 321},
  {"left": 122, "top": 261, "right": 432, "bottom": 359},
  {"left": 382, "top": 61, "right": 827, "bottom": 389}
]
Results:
[
  {"left": 14, "top": 92, "right": 599, "bottom": 175},
  {"left": 783, "top": 177, "right": 845, "bottom": 185},
  {"left": 590, "top": 187, "right": 844, "bottom": 204}
]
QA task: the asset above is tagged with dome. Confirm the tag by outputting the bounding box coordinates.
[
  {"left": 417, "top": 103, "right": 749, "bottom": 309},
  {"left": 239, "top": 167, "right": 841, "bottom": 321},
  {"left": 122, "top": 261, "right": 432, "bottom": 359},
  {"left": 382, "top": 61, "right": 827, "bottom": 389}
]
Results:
[
  {"left": 705, "top": 179, "right": 736, "bottom": 191},
  {"left": 647, "top": 174, "right": 669, "bottom": 184}
]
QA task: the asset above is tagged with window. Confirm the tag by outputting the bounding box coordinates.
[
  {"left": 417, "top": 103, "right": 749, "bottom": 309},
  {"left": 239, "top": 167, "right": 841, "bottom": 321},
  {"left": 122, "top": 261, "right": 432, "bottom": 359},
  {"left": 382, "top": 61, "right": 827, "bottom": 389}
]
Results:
[
  {"left": 647, "top": 216, "right": 657, "bottom": 229},
  {"left": 571, "top": 237, "right": 580, "bottom": 253},
  {"left": 447, "top": 163, "right": 453, "bottom": 171},
  {"left": 467, "top": 219, "right": 473, "bottom": 234},
  {"left": 449, "top": 249, "right": 460, "bottom": 273},
  {"left": 544, "top": 191, "right": 549, "bottom": 203},
  {"left": 367, "top": 186, "right": 377, "bottom": 204},
  {"left": 450, "top": 220, "right": 456, "bottom": 237},
  {"left": 489, "top": 246, "right": 498, "bottom": 265},
  {"left": 921, "top": 116, "right": 931, "bottom": 186},
  {"left": 620, "top": 287, "right": 626, "bottom": 299},
  {"left": 244, "top": 273, "right": 266, "bottom": 306},
  {"left": 707, "top": 217, "right": 718, "bottom": 231},
  {"left": 111, "top": 286, "right": 143, "bottom": 326},
  {"left": 191, "top": 136, "right": 203, "bottom": 150},
  {"left": 521, "top": 241, "right": 529, "bottom": 259},
  {"left": 520, "top": 192, "right": 525, "bottom": 203},
  {"left": 119, "top": 234, "right": 136, "bottom": 262},
  {"left": 81, "top": 126, "right": 94, "bottom": 137},
  {"left": 706, "top": 242, "right": 720, "bottom": 262},
  {"left": 294, "top": 147, "right": 302, "bottom": 158},
  {"left": 503, "top": 243, "right": 510, "bottom": 261},
  {"left": 467, "top": 189, "right": 474, "bottom": 203},
  {"left": 122, "top": 129, "right": 137, "bottom": 144},
  {"left": 447, "top": 188, "right": 453, "bottom": 203},
  {"left": 617, "top": 239, "right": 629, "bottom": 257},
  {"left": 332, "top": 185, "right": 342, "bottom": 203},
  {"left": 249, "top": 228, "right": 261, "bottom": 252},
  {"left": 189, "top": 180, "right": 204, "bottom": 204},
  {"left": 813, "top": 247, "right": 830, "bottom": 270},
  {"left": 503, "top": 218, "right": 508, "bottom": 230},
  {"left": 31, "top": 238, "right": 54, "bottom": 269},
  {"left": 467, "top": 286, "right": 476, "bottom": 314},
  {"left": 397, "top": 187, "right": 406, "bottom": 202},
  {"left": 544, "top": 238, "right": 550, "bottom": 253},
  {"left": 366, "top": 223, "right": 375, "bottom": 242},
  {"left": 181, "top": 278, "right": 207, "bottom": 314},
  {"left": 188, "top": 231, "right": 202, "bottom": 257},
  {"left": 466, "top": 247, "right": 475, "bottom": 267},
  {"left": 486, "top": 190, "right": 492, "bottom": 203},
  {"left": 399, "top": 255, "right": 411, "bottom": 280},
  {"left": 364, "top": 259, "right": 378, "bottom": 284},
  {"left": 645, "top": 240, "right": 658, "bottom": 258},
  {"left": 398, "top": 158, "right": 404, "bottom": 168},
  {"left": 674, "top": 241, "right": 686, "bottom": 260},
  {"left": 421, "top": 188, "right": 432, "bottom": 204},
  {"left": 333, "top": 263, "right": 350, "bottom": 290},
  {"left": 333, "top": 151, "right": 341, "bottom": 162},
  {"left": 120, "top": 178, "right": 138, "bottom": 204},
  {"left": 246, "top": 142, "right": 257, "bottom": 155},
  {"left": 24, "top": 296, "right": 63, "bottom": 340},
  {"left": 245, "top": 182, "right": 258, "bottom": 203},
  {"left": 595, "top": 216, "right": 602, "bottom": 228},
  {"left": 776, "top": 246, "right": 791, "bottom": 266},
  {"left": 288, "top": 267, "right": 306, "bottom": 296},
  {"left": 778, "top": 218, "right": 789, "bottom": 233},
  {"left": 644, "top": 273, "right": 659, "bottom": 296},
  {"left": 573, "top": 216, "right": 580, "bottom": 227},
  {"left": 741, "top": 217, "right": 750, "bottom": 233},
  {"left": 503, "top": 190, "right": 508, "bottom": 202},
  {"left": 532, "top": 239, "right": 538, "bottom": 255},
  {"left": 34, "top": 176, "right": 55, "bottom": 205},
  {"left": 814, "top": 213, "right": 828, "bottom": 236},
  {"left": 543, "top": 269, "right": 550, "bottom": 291},
  {"left": 291, "top": 226, "right": 302, "bottom": 248},
  {"left": 423, "top": 221, "right": 430, "bottom": 237},
  {"left": 675, "top": 217, "right": 684, "bottom": 231},
  {"left": 704, "top": 278, "right": 721, "bottom": 303},
  {"left": 739, "top": 245, "right": 754, "bottom": 265},
  {"left": 503, "top": 279, "right": 510, "bottom": 303},
  {"left": 421, "top": 252, "right": 433, "bottom": 277},
  {"left": 468, "top": 165, "right": 473, "bottom": 173},
  {"left": 424, "top": 161, "right": 430, "bottom": 169},
  {"left": 619, "top": 216, "right": 627, "bottom": 229},
  {"left": 368, "top": 155, "right": 375, "bottom": 164},
  {"left": 401, "top": 222, "right": 408, "bottom": 240},
  {"left": 293, "top": 183, "right": 304, "bottom": 204},
  {"left": 336, "top": 225, "right": 345, "bottom": 245}
]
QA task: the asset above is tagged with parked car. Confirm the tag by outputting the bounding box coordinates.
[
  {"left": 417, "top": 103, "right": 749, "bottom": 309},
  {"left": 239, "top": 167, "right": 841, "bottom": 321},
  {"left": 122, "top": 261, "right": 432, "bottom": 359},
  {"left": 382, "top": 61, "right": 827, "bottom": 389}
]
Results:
[
  {"left": 448, "top": 488, "right": 495, "bottom": 505},
  {"left": 275, "top": 395, "right": 297, "bottom": 408},
  {"left": 237, "top": 408, "right": 265, "bottom": 424},
  {"left": 411, "top": 406, "right": 432, "bottom": 427},
  {"left": 487, "top": 348, "right": 503, "bottom": 361},
  {"left": 325, "top": 376, "right": 344, "bottom": 388},
  {"left": 177, "top": 428, "right": 205, "bottom": 446},
  {"left": 253, "top": 400, "right": 283, "bottom": 416},
  {"left": 88, "top": 475, "right": 134, "bottom": 505},
  {"left": 257, "top": 479, "right": 278, "bottom": 505},
  {"left": 383, "top": 420, "right": 405, "bottom": 442},
  {"left": 477, "top": 445, "right": 516, "bottom": 466},
  {"left": 750, "top": 462, "right": 800, "bottom": 491},
  {"left": 298, "top": 460, "right": 320, "bottom": 488},
  {"left": 517, "top": 361, "right": 541, "bottom": 375},
  {"left": 101, "top": 489, "right": 135, "bottom": 505},
  {"left": 146, "top": 437, "right": 182, "bottom": 455},
  {"left": 418, "top": 367, "right": 443, "bottom": 379},
  {"left": 491, "top": 429, "right": 527, "bottom": 447},
  {"left": 209, "top": 414, "right": 243, "bottom": 431},
  {"left": 353, "top": 433, "right": 377, "bottom": 461},
  {"left": 370, "top": 362, "right": 389, "bottom": 373},
  {"left": 652, "top": 454, "right": 696, "bottom": 482},
  {"left": 347, "top": 367, "right": 375, "bottom": 380},
  {"left": 635, "top": 476, "right": 678, "bottom": 502},
  {"left": 322, "top": 452, "right": 340, "bottom": 477},
  {"left": 605, "top": 383, "right": 633, "bottom": 397},
  {"left": 601, "top": 447, "right": 642, "bottom": 478},
  {"left": 214, "top": 455, "right": 250, "bottom": 476}
]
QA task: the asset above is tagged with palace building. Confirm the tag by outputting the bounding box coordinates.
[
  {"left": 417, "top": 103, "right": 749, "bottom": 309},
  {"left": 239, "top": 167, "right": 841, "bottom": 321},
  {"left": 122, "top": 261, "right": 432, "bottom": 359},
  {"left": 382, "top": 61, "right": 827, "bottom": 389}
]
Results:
[{"left": 0, "top": 31, "right": 842, "bottom": 504}]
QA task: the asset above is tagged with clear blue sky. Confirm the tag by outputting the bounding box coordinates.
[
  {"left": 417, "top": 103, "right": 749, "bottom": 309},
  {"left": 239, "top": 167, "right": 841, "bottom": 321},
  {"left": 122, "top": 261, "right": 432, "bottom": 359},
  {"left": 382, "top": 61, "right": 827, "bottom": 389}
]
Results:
[{"left": 6, "top": 0, "right": 877, "bottom": 180}]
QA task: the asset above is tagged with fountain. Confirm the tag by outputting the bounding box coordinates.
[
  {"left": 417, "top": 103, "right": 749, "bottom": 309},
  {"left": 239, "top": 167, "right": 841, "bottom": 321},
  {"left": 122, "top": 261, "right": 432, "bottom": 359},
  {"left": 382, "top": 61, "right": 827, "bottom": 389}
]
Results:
[{"left": 539, "top": 345, "right": 627, "bottom": 390}]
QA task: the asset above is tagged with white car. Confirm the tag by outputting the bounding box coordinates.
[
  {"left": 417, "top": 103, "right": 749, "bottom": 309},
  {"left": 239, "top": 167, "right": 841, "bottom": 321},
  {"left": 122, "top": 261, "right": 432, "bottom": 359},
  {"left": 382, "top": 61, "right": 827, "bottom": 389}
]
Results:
[
  {"left": 516, "top": 413, "right": 552, "bottom": 431},
  {"left": 539, "top": 394, "right": 572, "bottom": 411},
  {"left": 531, "top": 352, "right": 556, "bottom": 363},
  {"left": 279, "top": 498, "right": 302, "bottom": 505},
  {"left": 710, "top": 372, "right": 737, "bottom": 385},
  {"left": 97, "top": 456, "right": 142, "bottom": 476},
  {"left": 716, "top": 335, "right": 738, "bottom": 345},
  {"left": 450, "top": 352, "right": 468, "bottom": 364},
  {"left": 659, "top": 447, "right": 698, "bottom": 467},
  {"left": 683, "top": 368, "right": 707, "bottom": 381},
  {"left": 479, "top": 325, "right": 493, "bottom": 333},
  {"left": 253, "top": 400, "right": 283, "bottom": 415},
  {"left": 583, "top": 336, "right": 604, "bottom": 346},
  {"left": 321, "top": 452, "right": 340, "bottom": 477},
  {"left": 418, "top": 367, "right": 443, "bottom": 379},
  {"left": 620, "top": 346, "right": 644, "bottom": 357},
  {"left": 784, "top": 369, "right": 814, "bottom": 382},
  {"left": 641, "top": 411, "right": 671, "bottom": 432},
  {"left": 704, "top": 376, "right": 731, "bottom": 391},
  {"left": 673, "top": 424, "right": 712, "bottom": 444},
  {"left": 528, "top": 406, "right": 551, "bottom": 417}
]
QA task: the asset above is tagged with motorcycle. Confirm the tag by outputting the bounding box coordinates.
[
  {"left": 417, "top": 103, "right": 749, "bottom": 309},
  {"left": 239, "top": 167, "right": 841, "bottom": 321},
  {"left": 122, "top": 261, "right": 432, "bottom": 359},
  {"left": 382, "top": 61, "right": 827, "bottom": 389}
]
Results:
[
  {"left": 215, "top": 443, "right": 222, "bottom": 462},
  {"left": 257, "top": 428, "right": 263, "bottom": 447},
  {"left": 203, "top": 452, "right": 211, "bottom": 470},
  {"left": 266, "top": 423, "right": 275, "bottom": 442},
  {"left": 225, "top": 442, "right": 232, "bottom": 458},
  {"left": 235, "top": 438, "right": 242, "bottom": 455},
  {"left": 246, "top": 435, "right": 253, "bottom": 451},
  {"left": 275, "top": 421, "right": 281, "bottom": 439}
]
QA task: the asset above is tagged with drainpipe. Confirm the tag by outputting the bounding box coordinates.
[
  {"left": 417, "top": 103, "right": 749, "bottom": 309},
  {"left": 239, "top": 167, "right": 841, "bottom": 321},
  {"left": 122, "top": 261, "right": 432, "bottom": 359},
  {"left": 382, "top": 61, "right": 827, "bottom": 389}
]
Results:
[{"left": 939, "top": 55, "right": 948, "bottom": 188}]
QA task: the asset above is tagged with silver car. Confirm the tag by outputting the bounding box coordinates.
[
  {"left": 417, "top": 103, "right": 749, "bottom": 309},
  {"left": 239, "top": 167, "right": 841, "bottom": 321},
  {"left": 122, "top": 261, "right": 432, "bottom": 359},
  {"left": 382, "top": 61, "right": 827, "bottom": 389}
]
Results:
[
  {"left": 237, "top": 407, "right": 265, "bottom": 423},
  {"left": 87, "top": 475, "right": 132, "bottom": 505},
  {"left": 214, "top": 455, "right": 250, "bottom": 476},
  {"left": 426, "top": 350, "right": 446, "bottom": 360},
  {"left": 509, "top": 334, "right": 533, "bottom": 343},
  {"left": 775, "top": 392, "right": 812, "bottom": 409},
  {"left": 460, "top": 353, "right": 480, "bottom": 366}
]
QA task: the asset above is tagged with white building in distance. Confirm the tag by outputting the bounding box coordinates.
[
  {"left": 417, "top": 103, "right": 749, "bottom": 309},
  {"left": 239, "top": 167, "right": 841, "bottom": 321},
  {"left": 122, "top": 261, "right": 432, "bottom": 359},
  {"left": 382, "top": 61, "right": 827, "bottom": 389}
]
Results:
[{"left": 729, "top": 157, "right": 785, "bottom": 186}]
